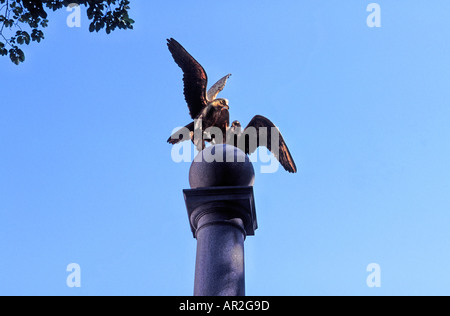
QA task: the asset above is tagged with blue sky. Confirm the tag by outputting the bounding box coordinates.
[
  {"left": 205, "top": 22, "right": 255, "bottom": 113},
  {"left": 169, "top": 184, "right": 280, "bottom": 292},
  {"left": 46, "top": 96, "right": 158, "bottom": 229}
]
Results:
[{"left": 1, "top": 1, "right": 450, "bottom": 295}]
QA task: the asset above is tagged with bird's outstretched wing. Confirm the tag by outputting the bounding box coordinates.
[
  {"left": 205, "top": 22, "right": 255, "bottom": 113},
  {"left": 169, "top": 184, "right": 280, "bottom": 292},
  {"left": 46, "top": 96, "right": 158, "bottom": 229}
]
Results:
[
  {"left": 167, "top": 122, "right": 195, "bottom": 144},
  {"left": 244, "top": 115, "right": 297, "bottom": 173},
  {"left": 167, "top": 38, "right": 208, "bottom": 119},
  {"left": 207, "top": 74, "right": 231, "bottom": 101}
]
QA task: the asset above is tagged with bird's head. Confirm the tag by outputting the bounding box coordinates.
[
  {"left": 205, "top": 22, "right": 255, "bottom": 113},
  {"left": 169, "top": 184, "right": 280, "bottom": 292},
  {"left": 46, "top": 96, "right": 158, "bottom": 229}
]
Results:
[
  {"left": 230, "top": 120, "right": 242, "bottom": 133},
  {"left": 210, "top": 98, "right": 229, "bottom": 110}
]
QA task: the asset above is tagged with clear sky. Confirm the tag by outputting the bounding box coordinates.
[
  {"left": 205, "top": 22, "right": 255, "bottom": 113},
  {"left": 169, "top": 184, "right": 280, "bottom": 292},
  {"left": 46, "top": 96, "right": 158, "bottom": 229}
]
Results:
[{"left": 1, "top": 1, "right": 450, "bottom": 296}]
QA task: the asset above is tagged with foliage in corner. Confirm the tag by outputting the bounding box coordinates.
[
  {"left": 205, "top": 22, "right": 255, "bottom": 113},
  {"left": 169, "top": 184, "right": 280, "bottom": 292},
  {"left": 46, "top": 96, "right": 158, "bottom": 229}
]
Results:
[{"left": 0, "top": 0, "right": 134, "bottom": 65}]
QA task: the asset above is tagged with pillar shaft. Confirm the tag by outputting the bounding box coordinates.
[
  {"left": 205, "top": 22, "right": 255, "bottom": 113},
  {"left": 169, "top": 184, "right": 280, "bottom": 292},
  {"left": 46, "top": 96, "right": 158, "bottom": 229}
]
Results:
[
  {"left": 194, "top": 211, "right": 246, "bottom": 296},
  {"left": 184, "top": 186, "right": 257, "bottom": 297}
]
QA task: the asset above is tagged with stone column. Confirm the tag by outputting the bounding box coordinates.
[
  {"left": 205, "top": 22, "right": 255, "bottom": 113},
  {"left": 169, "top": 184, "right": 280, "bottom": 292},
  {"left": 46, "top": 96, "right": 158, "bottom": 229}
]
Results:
[{"left": 183, "top": 144, "right": 257, "bottom": 296}]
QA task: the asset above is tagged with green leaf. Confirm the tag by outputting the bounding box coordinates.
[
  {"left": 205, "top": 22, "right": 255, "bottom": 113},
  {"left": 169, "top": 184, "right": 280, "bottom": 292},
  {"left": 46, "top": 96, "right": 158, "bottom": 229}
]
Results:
[
  {"left": 24, "top": 32, "right": 31, "bottom": 45},
  {"left": 18, "top": 49, "right": 25, "bottom": 62},
  {"left": 1, "top": 0, "right": 134, "bottom": 64}
]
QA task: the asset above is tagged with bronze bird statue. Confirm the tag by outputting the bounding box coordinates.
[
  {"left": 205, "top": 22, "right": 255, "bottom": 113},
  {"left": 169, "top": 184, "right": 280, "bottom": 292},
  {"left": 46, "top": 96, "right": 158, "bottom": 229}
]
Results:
[
  {"left": 166, "top": 38, "right": 297, "bottom": 173},
  {"left": 166, "top": 38, "right": 231, "bottom": 150}
]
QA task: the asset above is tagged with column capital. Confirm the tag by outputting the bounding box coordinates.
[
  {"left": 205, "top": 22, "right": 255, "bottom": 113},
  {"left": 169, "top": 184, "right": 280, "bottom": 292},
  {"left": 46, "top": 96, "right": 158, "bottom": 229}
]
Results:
[{"left": 183, "top": 186, "right": 257, "bottom": 238}]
